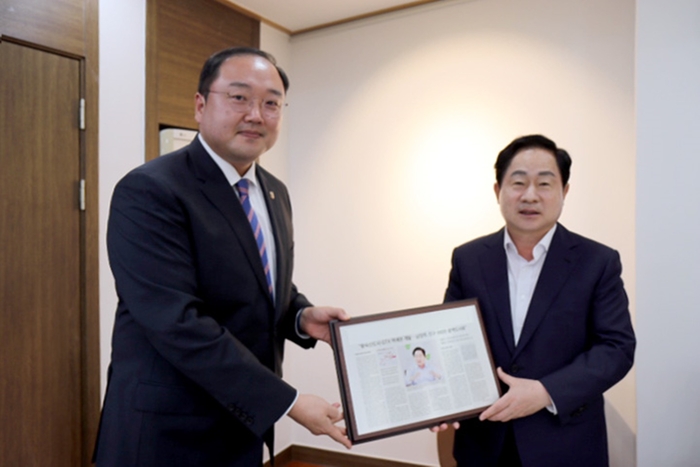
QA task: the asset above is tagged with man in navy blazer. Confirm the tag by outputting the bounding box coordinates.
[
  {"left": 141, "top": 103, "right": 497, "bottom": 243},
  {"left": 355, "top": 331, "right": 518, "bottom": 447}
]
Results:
[
  {"left": 443, "top": 135, "right": 635, "bottom": 466},
  {"left": 93, "top": 47, "right": 351, "bottom": 466}
]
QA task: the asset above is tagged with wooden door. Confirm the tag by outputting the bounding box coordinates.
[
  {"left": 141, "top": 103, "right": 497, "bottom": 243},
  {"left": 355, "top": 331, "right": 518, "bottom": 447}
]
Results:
[{"left": 0, "top": 41, "right": 83, "bottom": 467}]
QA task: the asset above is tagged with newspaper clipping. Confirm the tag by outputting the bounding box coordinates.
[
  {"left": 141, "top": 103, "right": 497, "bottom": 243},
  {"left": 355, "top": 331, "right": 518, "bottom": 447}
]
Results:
[{"left": 337, "top": 302, "right": 499, "bottom": 439}]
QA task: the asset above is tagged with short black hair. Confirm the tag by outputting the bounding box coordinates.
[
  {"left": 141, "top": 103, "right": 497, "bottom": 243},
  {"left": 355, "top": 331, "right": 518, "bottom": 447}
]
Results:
[
  {"left": 494, "top": 134, "right": 572, "bottom": 187},
  {"left": 412, "top": 347, "right": 426, "bottom": 356},
  {"left": 197, "top": 46, "right": 290, "bottom": 97}
]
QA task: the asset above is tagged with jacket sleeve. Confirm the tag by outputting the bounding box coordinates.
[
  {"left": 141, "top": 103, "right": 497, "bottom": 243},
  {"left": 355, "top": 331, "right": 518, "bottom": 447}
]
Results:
[{"left": 539, "top": 249, "right": 636, "bottom": 425}]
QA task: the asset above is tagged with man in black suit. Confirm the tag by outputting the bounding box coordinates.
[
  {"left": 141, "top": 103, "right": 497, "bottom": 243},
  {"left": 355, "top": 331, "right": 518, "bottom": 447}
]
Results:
[
  {"left": 443, "top": 135, "right": 635, "bottom": 466},
  {"left": 93, "top": 47, "right": 351, "bottom": 467}
]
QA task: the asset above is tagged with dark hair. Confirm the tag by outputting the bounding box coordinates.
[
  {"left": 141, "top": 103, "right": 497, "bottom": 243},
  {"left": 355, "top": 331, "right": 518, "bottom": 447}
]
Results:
[
  {"left": 412, "top": 347, "right": 426, "bottom": 356},
  {"left": 494, "top": 134, "right": 572, "bottom": 187},
  {"left": 197, "top": 46, "right": 290, "bottom": 97}
]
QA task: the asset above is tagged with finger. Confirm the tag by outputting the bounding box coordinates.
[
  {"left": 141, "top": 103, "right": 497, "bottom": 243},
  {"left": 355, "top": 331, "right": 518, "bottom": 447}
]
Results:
[
  {"left": 479, "top": 398, "right": 506, "bottom": 421},
  {"left": 326, "top": 404, "right": 344, "bottom": 424},
  {"left": 330, "top": 411, "right": 344, "bottom": 424},
  {"left": 327, "top": 407, "right": 339, "bottom": 419},
  {"left": 481, "top": 408, "right": 505, "bottom": 422},
  {"left": 326, "top": 307, "right": 349, "bottom": 321},
  {"left": 337, "top": 308, "right": 351, "bottom": 321},
  {"left": 327, "top": 426, "right": 352, "bottom": 449},
  {"left": 497, "top": 367, "right": 512, "bottom": 384},
  {"left": 492, "top": 409, "right": 513, "bottom": 422},
  {"left": 483, "top": 398, "right": 514, "bottom": 422},
  {"left": 430, "top": 423, "right": 447, "bottom": 433}
]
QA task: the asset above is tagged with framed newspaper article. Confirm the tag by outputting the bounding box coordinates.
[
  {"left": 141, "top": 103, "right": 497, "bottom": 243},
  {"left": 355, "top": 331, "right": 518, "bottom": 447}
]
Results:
[{"left": 329, "top": 299, "right": 501, "bottom": 444}]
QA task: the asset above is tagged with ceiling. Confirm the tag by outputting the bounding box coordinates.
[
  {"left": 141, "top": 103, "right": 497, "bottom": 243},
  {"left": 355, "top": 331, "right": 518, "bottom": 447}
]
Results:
[{"left": 224, "top": 0, "right": 446, "bottom": 35}]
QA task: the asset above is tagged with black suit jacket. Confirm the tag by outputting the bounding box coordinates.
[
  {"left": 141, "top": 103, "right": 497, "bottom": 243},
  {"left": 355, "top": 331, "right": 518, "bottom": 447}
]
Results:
[
  {"left": 445, "top": 225, "right": 635, "bottom": 467},
  {"left": 94, "top": 138, "right": 314, "bottom": 466}
]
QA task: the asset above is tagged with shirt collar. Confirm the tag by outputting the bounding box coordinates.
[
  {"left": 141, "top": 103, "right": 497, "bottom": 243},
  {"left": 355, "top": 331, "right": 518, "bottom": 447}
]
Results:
[
  {"left": 198, "top": 134, "right": 258, "bottom": 186},
  {"left": 503, "top": 224, "right": 557, "bottom": 261}
]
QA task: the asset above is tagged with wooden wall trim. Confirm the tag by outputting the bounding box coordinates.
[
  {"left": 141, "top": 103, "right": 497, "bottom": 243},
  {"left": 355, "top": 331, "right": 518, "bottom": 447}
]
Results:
[
  {"left": 81, "top": 0, "right": 101, "bottom": 464},
  {"left": 265, "top": 445, "right": 435, "bottom": 467},
  {"left": 145, "top": 0, "right": 160, "bottom": 161},
  {"left": 291, "top": 0, "right": 446, "bottom": 35},
  {"left": 215, "top": 0, "right": 446, "bottom": 36}
]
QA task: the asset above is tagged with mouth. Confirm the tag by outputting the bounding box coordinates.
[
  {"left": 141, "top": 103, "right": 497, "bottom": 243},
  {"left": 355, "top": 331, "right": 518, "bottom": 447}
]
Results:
[
  {"left": 519, "top": 209, "right": 540, "bottom": 216},
  {"left": 237, "top": 129, "right": 264, "bottom": 139}
]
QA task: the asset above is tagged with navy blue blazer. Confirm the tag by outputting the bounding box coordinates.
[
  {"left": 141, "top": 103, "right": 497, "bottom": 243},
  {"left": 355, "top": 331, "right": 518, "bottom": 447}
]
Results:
[
  {"left": 94, "top": 138, "right": 314, "bottom": 466},
  {"left": 445, "top": 225, "right": 635, "bottom": 467}
]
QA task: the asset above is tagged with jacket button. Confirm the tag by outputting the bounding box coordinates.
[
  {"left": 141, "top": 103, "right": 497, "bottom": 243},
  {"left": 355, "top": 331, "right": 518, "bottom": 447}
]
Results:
[{"left": 511, "top": 364, "right": 521, "bottom": 374}]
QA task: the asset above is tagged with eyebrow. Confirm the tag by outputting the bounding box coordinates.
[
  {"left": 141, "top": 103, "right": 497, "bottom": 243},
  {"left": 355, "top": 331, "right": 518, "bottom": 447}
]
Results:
[
  {"left": 227, "top": 81, "right": 283, "bottom": 97},
  {"left": 509, "top": 170, "right": 557, "bottom": 178}
]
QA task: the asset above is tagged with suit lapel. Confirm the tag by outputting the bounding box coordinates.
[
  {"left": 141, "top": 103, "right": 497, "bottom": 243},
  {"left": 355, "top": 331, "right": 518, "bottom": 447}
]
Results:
[
  {"left": 479, "top": 230, "right": 517, "bottom": 354},
  {"left": 188, "top": 139, "right": 274, "bottom": 307},
  {"left": 256, "top": 167, "right": 287, "bottom": 316},
  {"left": 514, "top": 224, "right": 579, "bottom": 356}
]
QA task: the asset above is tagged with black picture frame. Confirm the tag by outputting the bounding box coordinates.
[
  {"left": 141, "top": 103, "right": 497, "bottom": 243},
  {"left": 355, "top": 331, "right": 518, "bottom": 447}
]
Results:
[{"left": 330, "top": 299, "right": 501, "bottom": 444}]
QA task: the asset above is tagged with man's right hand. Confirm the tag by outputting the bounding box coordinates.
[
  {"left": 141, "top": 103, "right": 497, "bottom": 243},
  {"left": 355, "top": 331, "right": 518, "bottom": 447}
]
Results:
[{"left": 288, "top": 394, "right": 352, "bottom": 449}]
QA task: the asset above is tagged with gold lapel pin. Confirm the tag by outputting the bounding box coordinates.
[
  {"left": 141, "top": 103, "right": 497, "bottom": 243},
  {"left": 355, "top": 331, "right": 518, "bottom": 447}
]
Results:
[{"left": 269, "top": 191, "right": 275, "bottom": 200}]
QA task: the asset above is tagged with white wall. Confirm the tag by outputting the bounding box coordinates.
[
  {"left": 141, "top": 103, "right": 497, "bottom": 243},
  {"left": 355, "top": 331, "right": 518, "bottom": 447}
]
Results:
[
  {"left": 260, "top": 22, "right": 296, "bottom": 457},
  {"left": 98, "top": 0, "right": 147, "bottom": 395},
  {"left": 284, "top": 0, "right": 635, "bottom": 464},
  {"left": 260, "top": 24, "right": 293, "bottom": 183},
  {"left": 636, "top": 0, "right": 700, "bottom": 465}
]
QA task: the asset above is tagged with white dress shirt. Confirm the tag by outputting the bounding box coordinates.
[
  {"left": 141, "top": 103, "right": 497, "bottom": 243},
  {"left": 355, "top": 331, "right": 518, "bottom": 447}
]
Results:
[{"left": 503, "top": 225, "right": 557, "bottom": 346}]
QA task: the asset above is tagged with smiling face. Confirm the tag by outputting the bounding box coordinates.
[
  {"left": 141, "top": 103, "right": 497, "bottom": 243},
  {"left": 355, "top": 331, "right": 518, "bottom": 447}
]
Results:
[
  {"left": 194, "top": 54, "right": 285, "bottom": 174},
  {"left": 495, "top": 147, "right": 569, "bottom": 244}
]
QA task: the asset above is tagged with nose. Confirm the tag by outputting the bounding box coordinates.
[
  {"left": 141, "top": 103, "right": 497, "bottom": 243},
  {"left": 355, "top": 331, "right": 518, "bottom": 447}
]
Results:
[
  {"left": 521, "top": 183, "right": 538, "bottom": 201},
  {"left": 243, "top": 100, "right": 264, "bottom": 121}
]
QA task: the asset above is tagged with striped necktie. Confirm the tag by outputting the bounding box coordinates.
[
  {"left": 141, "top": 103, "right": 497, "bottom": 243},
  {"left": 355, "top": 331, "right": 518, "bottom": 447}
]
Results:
[{"left": 235, "top": 179, "right": 274, "bottom": 299}]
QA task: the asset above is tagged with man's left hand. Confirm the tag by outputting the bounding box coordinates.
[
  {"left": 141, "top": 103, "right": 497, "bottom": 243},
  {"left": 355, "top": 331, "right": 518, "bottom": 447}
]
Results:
[
  {"left": 479, "top": 367, "right": 551, "bottom": 422},
  {"left": 300, "top": 306, "right": 349, "bottom": 344}
]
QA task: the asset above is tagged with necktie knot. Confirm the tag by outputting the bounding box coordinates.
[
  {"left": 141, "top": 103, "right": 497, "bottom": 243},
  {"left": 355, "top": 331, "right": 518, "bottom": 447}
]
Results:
[{"left": 235, "top": 179, "right": 250, "bottom": 198}]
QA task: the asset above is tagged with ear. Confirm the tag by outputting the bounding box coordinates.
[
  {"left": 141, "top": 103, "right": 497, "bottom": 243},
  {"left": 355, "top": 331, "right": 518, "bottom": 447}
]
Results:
[
  {"left": 194, "top": 92, "right": 206, "bottom": 123},
  {"left": 493, "top": 182, "right": 501, "bottom": 202},
  {"left": 563, "top": 183, "right": 570, "bottom": 199}
]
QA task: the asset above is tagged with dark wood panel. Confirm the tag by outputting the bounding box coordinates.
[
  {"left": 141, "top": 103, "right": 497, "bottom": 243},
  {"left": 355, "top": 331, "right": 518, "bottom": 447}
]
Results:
[
  {"left": 0, "top": 0, "right": 85, "bottom": 56},
  {"left": 0, "top": 41, "right": 82, "bottom": 467},
  {"left": 145, "top": 0, "right": 259, "bottom": 159}
]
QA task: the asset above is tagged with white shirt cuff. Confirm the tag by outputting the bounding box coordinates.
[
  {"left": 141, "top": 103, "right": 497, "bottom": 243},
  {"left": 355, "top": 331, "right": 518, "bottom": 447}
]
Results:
[
  {"left": 279, "top": 391, "right": 299, "bottom": 421},
  {"left": 295, "top": 308, "right": 311, "bottom": 339}
]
